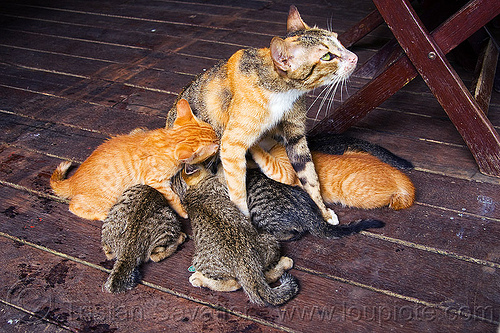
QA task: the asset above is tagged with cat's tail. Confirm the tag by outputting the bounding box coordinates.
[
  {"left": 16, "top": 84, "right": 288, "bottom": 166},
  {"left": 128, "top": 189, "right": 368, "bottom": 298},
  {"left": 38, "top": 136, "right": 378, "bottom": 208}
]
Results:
[
  {"left": 50, "top": 161, "right": 73, "bottom": 198},
  {"left": 104, "top": 258, "right": 141, "bottom": 293},
  {"left": 314, "top": 218, "right": 385, "bottom": 239},
  {"left": 307, "top": 134, "right": 414, "bottom": 170},
  {"left": 389, "top": 172, "right": 416, "bottom": 210},
  {"left": 238, "top": 267, "right": 299, "bottom": 306}
]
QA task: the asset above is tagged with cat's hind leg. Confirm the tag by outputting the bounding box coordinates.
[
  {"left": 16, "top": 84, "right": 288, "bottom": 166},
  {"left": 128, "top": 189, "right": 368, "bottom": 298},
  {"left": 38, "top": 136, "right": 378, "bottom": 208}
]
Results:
[
  {"left": 102, "top": 243, "right": 115, "bottom": 260},
  {"left": 264, "top": 256, "right": 294, "bottom": 283},
  {"left": 189, "top": 271, "right": 241, "bottom": 292},
  {"left": 150, "top": 232, "right": 187, "bottom": 262}
]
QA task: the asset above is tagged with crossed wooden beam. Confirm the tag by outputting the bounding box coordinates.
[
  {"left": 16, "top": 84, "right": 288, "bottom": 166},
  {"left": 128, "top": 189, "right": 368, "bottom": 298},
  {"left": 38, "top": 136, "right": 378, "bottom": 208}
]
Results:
[{"left": 310, "top": 0, "right": 500, "bottom": 177}]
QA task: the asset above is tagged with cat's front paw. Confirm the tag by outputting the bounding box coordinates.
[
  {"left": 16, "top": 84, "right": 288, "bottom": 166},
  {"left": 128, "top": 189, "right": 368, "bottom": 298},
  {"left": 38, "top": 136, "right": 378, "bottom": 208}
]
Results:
[{"left": 324, "top": 208, "right": 339, "bottom": 225}]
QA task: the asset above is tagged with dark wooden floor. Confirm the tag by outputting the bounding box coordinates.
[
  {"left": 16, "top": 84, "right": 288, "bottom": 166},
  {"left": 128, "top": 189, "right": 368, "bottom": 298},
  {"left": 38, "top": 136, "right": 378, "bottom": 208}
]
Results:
[{"left": 0, "top": 0, "right": 499, "bottom": 332}]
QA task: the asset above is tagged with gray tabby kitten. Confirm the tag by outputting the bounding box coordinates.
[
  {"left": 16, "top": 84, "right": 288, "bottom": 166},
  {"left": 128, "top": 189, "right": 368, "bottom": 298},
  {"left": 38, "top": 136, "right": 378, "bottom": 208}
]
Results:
[
  {"left": 246, "top": 169, "right": 385, "bottom": 241},
  {"left": 171, "top": 165, "right": 299, "bottom": 306},
  {"left": 102, "top": 184, "right": 186, "bottom": 293},
  {"left": 166, "top": 6, "right": 357, "bottom": 225}
]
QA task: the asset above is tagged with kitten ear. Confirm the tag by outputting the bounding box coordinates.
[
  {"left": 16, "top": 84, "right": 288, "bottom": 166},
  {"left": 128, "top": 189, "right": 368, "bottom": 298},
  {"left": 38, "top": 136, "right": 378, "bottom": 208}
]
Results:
[
  {"left": 175, "top": 144, "right": 195, "bottom": 163},
  {"left": 270, "top": 37, "right": 292, "bottom": 72},
  {"left": 287, "top": 5, "right": 309, "bottom": 33},
  {"left": 184, "top": 163, "right": 201, "bottom": 175},
  {"left": 173, "top": 99, "right": 196, "bottom": 127}
]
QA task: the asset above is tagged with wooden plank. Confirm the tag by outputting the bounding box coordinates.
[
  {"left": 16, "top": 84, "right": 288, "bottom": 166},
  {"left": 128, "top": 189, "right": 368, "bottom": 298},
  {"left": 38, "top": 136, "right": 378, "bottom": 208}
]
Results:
[
  {"left": 174, "top": 40, "right": 242, "bottom": 61},
  {"left": 0, "top": 29, "right": 149, "bottom": 64},
  {"left": 0, "top": 185, "right": 497, "bottom": 331},
  {"left": 0, "top": 112, "right": 108, "bottom": 162},
  {"left": 0, "top": 302, "right": 69, "bottom": 333},
  {"left": 0, "top": 87, "right": 167, "bottom": 135},
  {"left": 0, "top": 61, "right": 179, "bottom": 114},
  {"left": 0, "top": 45, "right": 114, "bottom": 78},
  {"left": 308, "top": 105, "right": 473, "bottom": 147},
  {"left": 0, "top": 6, "right": 215, "bottom": 45},
  {"left": 0, "top": 237, "right": 283, "bottom": 333}
]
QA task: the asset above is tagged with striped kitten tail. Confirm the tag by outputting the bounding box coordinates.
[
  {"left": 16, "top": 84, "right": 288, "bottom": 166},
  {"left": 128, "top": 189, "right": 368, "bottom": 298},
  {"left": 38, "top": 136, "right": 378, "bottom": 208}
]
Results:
[
  {"left": 315, "top": 219, "right": 385, "bottom": 239},
  {"left": 104, "top": 258, "right": 141, "bottom": 293},
  {"left": 237, "top": 265, "right": 299, "bottom": 306}
]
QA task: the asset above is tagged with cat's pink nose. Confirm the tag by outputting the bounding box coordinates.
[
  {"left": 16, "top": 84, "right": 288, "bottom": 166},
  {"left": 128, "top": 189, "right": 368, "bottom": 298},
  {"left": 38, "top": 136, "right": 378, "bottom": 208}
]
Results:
[{"left": 348, "top": 53, "right": 358, "bottom": 65}]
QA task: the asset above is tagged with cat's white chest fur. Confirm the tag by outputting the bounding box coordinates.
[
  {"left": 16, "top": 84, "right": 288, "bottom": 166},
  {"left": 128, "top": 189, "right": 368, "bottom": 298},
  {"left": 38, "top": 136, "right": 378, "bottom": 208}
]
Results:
[{"left": 266, "top": 90, "right": 304, "bottom": 129}]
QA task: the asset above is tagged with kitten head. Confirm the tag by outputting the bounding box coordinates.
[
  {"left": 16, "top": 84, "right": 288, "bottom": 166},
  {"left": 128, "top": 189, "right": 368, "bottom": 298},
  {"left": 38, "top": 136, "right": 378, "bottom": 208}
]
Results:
[
  {"left": 171, "top": 163, "right": 213, "bottom": 200},
  {"left": 172, "top": 99, "right": 220, "bottom": 163},
  {"left": 270, "top": 5, "right": 357, "bottom": 90}
]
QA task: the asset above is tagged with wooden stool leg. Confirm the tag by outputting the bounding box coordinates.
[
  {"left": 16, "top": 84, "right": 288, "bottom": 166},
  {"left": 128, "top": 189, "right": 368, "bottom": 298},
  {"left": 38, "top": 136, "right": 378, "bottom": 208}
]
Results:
[
  {"left": 373, "top": 0, "right": 500, "bottom": 177},
  {"left": 308, "top": 53, "right": 418, "bottom": 136},
  {"left": 471, "top": 37, "right": 499, "bottom": 115},
  {"left": 339, "top": 9, "right": 384, "bottom": 48}
]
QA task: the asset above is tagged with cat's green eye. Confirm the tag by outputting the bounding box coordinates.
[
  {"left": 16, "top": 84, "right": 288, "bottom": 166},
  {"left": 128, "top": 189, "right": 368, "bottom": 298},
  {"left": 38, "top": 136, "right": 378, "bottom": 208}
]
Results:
[{"left": 321, "top": 52, "right": 336, "bottom": 61}]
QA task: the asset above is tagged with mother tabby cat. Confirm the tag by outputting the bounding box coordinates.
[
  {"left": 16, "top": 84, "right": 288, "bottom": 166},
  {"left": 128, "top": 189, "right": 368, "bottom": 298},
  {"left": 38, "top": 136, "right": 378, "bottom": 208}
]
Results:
[{"left": 166, "top": 6, "right": 357, "bottom": 224}]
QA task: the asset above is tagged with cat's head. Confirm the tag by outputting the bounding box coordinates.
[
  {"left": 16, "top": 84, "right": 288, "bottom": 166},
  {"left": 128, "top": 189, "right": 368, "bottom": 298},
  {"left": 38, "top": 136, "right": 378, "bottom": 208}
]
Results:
[
  {"left": 171, "top": 163, "right": 213, "bottom": 199},
  {"left": 172, "top": 99, "right": 220, "bottom": 164},
  {"left": 269, "top": 6, "right": 357, "bottom": 90}
]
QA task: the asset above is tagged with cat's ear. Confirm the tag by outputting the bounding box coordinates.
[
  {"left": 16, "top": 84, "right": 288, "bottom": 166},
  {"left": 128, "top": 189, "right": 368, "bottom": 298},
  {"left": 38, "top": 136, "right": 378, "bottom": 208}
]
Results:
[
  {"left": 175, "top": 144, "right": 195, "bottom": 163},
  {"left": 173, "top": 99, "right": 196, "bottom": 127},
  {"left": 270, "top": 37, "right": 292, "bottom": 73},
  {"left": 287, "top": 5, "right": 309, "bottom": 33},
  {"left": 184, "top": 164, "right": 201, "bottom": 175}
]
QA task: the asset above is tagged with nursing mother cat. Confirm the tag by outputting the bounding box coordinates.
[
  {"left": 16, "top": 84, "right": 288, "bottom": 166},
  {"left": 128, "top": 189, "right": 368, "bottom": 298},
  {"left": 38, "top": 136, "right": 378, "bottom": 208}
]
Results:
[{"left": 166, "top": 6, "right": 357, "bottom": 225}]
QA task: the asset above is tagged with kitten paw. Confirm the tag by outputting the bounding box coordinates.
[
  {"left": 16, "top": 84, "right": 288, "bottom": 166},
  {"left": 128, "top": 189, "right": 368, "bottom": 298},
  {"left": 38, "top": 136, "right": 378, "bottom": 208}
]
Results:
[
  {"left": 280, "top": 256, "right": 294, "bottom": 271},
  {"left": 325, "top": 208, "right": 339, "bottom": 225},
  {"left": 189, "top": 271, "right": 204, "bottom": 288}
]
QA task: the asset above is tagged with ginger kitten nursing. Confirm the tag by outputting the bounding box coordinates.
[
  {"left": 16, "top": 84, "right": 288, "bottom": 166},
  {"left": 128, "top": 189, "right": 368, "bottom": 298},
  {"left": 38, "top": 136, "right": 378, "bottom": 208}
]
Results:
[
  {"left": 166, "top": 6, "right": 357, "bottom": 225},
  {"left": 250, "top": 142, "right": 415, "bottom": 210},
  {"left": 50, "top": 99, "right": 219, "bottom": 220}
]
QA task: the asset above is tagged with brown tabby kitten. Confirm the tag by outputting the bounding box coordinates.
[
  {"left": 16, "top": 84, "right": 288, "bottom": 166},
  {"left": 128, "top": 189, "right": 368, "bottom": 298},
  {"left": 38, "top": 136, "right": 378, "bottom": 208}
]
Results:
[
  {"left": 171, "top": 164, "right": 299, "bottom": 306},
  {"left": 246, "top": 168, "right": 385, "bottom": 241},
  {"left": 50, "top": 99, "right": 219, "bottom": 220},
  {"left": 250, "top": 142, "right": 415, "bottom": 210},
  {"left": 166, "top": 6, "right": 357, "bottom": 225},
  {"left": 101, "top": 184, "right": 186, "bottom": 293}
]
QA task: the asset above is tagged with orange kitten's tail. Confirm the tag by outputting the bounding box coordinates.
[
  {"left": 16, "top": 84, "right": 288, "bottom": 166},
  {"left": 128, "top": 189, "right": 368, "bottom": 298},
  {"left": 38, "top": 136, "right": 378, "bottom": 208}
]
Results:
[
  {"left": 50, "top": 161, "right": 73, "bottom": 198},
  {"left": 389, "top": 173, "right": 416, "bottom": 210}
]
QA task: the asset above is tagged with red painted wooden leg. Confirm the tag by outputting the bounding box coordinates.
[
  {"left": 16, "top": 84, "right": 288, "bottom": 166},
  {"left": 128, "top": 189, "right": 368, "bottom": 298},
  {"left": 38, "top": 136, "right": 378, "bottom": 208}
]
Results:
[{"left": 373, "top": 0, "right": 500, "bottom": 177}]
